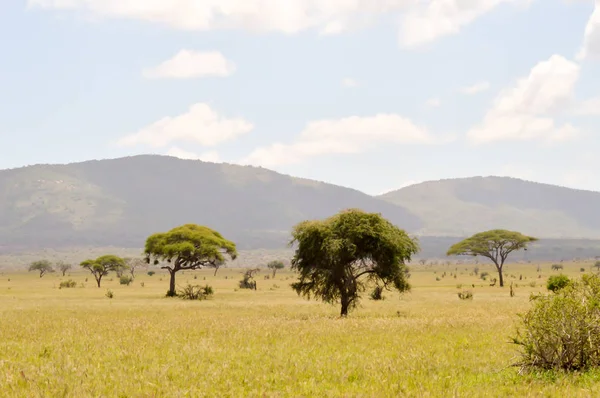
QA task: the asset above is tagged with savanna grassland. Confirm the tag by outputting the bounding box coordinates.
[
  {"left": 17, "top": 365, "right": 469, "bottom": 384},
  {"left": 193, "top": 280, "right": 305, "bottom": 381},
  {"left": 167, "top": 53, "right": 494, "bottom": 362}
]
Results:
[{"left": 1, "top": 260, "right": 600, "bottom": 397}]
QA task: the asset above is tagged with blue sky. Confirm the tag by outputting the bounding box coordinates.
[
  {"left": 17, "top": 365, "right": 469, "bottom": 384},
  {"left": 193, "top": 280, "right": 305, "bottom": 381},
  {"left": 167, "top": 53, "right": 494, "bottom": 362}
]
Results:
[{"left": 1, "top": 0, "right": 598, "bottom": 195}]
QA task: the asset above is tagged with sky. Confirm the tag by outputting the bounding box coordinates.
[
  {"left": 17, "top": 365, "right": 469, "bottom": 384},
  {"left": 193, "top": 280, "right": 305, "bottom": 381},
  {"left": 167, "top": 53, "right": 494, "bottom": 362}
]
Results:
[{"left": 1, "top": 0, "right": 599, "bottom": 195}]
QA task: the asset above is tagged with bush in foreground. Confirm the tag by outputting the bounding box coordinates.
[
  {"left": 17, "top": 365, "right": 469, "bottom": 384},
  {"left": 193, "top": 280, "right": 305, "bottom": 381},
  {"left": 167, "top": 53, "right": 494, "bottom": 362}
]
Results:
[
  {"left": 178, "top": 284, "right": 214, "bottom": 300},
  {"left": 512, "top": 274, "right": 600, "bottom": 371},
  {"left": 546, "top": 274, "right": 571, "bottom": 293}
]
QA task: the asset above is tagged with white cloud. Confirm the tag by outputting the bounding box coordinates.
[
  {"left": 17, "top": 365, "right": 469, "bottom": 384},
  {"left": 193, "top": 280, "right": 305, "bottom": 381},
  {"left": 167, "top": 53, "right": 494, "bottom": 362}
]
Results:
[
  {"left": 28, "top": 0, "right": 415, "bottom": 35},
  {"left": 426, "top": 97, "right": 441, "bottom": 107},
  {"left": 400, "top": 0, "right": 532, "bottom": 47},
  {"left": 142, "top": 50, "right": 235, "bottom": 79},
  {"left": 166, "top": 147, "right": 221, "bottom": 162},
  {"left": 461, "top": 81, "right": 491, "bottom": 95},
  {"left": 240, "top": 114, "right": 446, "bottom": 167},
  {"left": 572, "top": 97, "right": 600, "bottom": 115},
  {"left": 342, "top": 78, "right": 359, "bottom": 87},
  {"left": 117, "top": 103, "right": 253, "bottom": 148},
  {"left": 577, "top": 1, "right": 600, "bottom": 60},
  {"left": 467, "top": 54, "right": 581, "bottom": 144}
]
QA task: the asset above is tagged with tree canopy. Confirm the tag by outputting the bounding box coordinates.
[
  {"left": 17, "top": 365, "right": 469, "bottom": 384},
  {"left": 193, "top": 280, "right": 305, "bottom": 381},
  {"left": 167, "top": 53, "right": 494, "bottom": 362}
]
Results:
[
  {"left": 144, "top": 224, "right": 237, "bottom": 296},
  {"left": 447, "top": 229, "right": 537, "bottom": 287},
  {"left": 81, "top": 255, "right": 126, "bottom": 288},
  {"left": 28, "top": 260, "right": 54, "bottom": 278},
  {"left": 267, "top": 260, "right": 285, "bottom": 277},
  {"left": 290, "top": 208, "right": 419, "bottom": 316}
]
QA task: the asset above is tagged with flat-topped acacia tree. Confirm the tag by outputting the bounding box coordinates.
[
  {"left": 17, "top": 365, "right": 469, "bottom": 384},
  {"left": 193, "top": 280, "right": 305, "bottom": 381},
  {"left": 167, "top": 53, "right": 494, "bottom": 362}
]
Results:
[
  {"left": 290, "top": 208, "right": 419, "bottom": 317},
  {"left": 80, "top": 255, "right": 126, "bottom": 288},
  {"left": 447, "top": 229, "right": 538, "bottom": 287},
  {"left": 144, "top": 224, "right": 237, "bottom": 297}
]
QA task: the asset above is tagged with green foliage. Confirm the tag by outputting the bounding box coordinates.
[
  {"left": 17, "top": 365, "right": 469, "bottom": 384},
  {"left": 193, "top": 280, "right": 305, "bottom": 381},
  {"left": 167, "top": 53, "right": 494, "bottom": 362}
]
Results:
[
  {"left": 80, "top": 255, "right": 126, "bottom": 288},
  {"left": 447, "top": 230, "right": 537, "bottom": 287},
  {"left": 105, "top": 290, "right": 114, "bottom": 299},
  {"left": 513, "top": 274, "right": 600, "bottom": 371},
  {"left": 546, "top": 275, "right": 571, "bottom": 293},
  {"left": 119, "top": 275, "right": 133, "bottom": 286},
  {"left": 28, "top": 260, "right": 54, "bottom": 278},
  {"left": 290, "top": 208, "right": 418, "bottom": 316},
  {"left": 178, "top": 284, "right": 214, "bottom": 300},
  {"left": 147, "top": 271, "right": 156, "bottom": 276},
  {"left": 59, "top": 279, "right": 77, "bottom": 289},
  {"left": 457, "top": 290, "right": 473, "bottom": 300},
  {"left": 267, "top": 260, "right": 285, "bottom": 277},
  {"left": 144, "top": 224, "right": 237, "bottom": 296}
]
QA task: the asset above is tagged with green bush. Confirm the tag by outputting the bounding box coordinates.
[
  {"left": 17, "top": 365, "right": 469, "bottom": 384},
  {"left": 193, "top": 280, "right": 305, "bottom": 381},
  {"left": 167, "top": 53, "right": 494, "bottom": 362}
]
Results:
[
  {"left": 105, "top": 290, "right": 114, "bottom": 299},
  {"left": 513, "top": 274, "right": 600, "bottom": 371},
  {"left": 178, "top": 284, "right": 214, "bottom": 300},
  {"left": 119, "top": 275, "right": 133, "bottom": 286},
  {"left": 458, "top": 290, "right": 473, "bottom": 300},
  {"left": 546, "top": 275, "right": 571, "bottom": 293},
  {"left": 147, "top": 271, "right": 155, "bottom": 276},
  {"left": 370, "top": 286, "right": 385, "bottom": 300},
  {"left": 59, "top": 279, "right": 77, "bottom": 289}
]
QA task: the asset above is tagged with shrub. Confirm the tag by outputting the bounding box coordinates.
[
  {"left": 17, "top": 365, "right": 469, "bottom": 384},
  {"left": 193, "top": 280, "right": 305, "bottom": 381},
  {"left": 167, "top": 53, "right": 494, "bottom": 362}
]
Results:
[
  {"left": 119, "top": 275, "right": 133, "bottom": 286},
  {"left": 370, "top": 286, "right": 385, "bottom": 300},
  {"left": 178, "top": 284, "right": 214, "bottom": 300},
  {"left": 147, "top": 271, "right": 155, "bottom": 276},
  {"left": 580, "top": 268, "right": 586, "bottom": 272},
  {"left": 512, "top": 274, "right": 600, "bottom": 371},
  {"left": 105, "top": 290, "right": 114, "bottom": 299},
  {"left": 458, "top": 290, "right": 473, "bottom": 300},
  {"left": 239, "top": 268, "right": 259, "bottom": 290},
  {"left": 546, "top": 275, "right": 571, "bottom": 293},
  {"left": 480, "top": 271, "right": 489, "bottom": 280},
  {"left": 59, "top": 279, "right": 77, "bottom": 289}
]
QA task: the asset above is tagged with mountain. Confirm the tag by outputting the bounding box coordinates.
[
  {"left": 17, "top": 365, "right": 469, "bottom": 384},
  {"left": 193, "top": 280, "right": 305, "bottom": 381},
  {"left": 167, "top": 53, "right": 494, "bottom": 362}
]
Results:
[
  {"left": 0, "top": 155, "right": 421, "bottom": 250},
  {"left": 379, "top": 176, "right": 600, "bottom": 239}
]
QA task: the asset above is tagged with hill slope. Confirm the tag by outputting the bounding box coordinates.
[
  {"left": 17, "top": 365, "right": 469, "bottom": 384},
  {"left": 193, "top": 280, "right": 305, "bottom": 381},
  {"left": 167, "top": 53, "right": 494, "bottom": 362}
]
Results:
[
  {"left": 379, "top": 176, "right": 600, "bottom": 239},
  {"left": 0, "top": 155, "right": 421, "bottom": 250}
]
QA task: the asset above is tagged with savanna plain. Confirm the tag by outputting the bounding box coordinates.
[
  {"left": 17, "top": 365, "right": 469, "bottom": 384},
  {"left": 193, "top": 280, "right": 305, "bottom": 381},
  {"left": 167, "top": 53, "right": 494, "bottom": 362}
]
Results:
[{"left": 1, "top": 259, "right": 600, "bottom": 397}]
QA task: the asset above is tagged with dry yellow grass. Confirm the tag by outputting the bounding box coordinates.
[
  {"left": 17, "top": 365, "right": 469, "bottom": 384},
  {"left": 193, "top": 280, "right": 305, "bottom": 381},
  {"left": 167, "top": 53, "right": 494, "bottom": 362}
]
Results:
[{"left": 1, "top": 260, "right": 600, "bottom": 397}]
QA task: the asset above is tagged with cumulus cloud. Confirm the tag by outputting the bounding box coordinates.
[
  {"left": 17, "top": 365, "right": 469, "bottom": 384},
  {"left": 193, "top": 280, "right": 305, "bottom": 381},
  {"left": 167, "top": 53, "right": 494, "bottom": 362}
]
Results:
[
  {"left": 467, "top": 55, "right": 581, "bottom": 144},
  {"left": 577, "top": 1, "right": 600, "bottom": 60},
  {"left": 143, "top": 50, "right": 235, "bottom": 79},
  {"left": 28, "top": 0, "right": 415, "bottom": 35},
  {"left": 572, "top": 97, "right": 600, "bottom": 115},
  {"left": 240, "top": 114, "right": 449, "bottom": 167},
  {"left": 400, "top": 0, "right": 532, "bottom": 47},
  {"left": 166, "top": 147, "right": 221, "bottom": 162},
  {"left": 461, "top": 81, "right": 491, "bottom": 95},
  {"left": 117, "top": 103, "right": 253, "bottom": 148}
]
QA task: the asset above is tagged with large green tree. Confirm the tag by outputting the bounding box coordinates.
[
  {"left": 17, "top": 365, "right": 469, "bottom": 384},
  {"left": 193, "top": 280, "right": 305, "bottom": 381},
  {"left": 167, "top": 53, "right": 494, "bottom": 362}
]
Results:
[
  {"left": 447, "top": 229, "right": 537, "bottom": 287},
  {"left": 290, "top": 208, "right": 419, "bottom": 317},
  {"left": 28, "top": 260, "right": 54, "bottom": 278},
  {"left": 81, "top": 255, "right": 126, "bottom": 288},
  {"left": 144, "top": 224, "right": 237, "bottom": 296}
]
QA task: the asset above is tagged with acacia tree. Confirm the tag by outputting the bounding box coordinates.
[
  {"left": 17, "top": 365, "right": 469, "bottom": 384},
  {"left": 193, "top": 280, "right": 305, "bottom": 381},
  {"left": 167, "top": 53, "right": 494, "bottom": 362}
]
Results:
[
  {"left": 56, "top": 261, "right": 72, "bottom": 277},
  {"left": 447, "top": 230, "right": 537, "bottom": 287},
  {"left": 267, "top": 260, "right": 285, "bottom": 278},
  {"left": 144, "top": 224, "right": 237, "bottom": 297},
  {"left": 28, "top": 260, "right": 54, "bottom": 278},
  {"left": 290, "top": 208, "right": 419, "bottom": 317},
  {"left": 80, "top": 255, "right": 125, "bottom": 288}
]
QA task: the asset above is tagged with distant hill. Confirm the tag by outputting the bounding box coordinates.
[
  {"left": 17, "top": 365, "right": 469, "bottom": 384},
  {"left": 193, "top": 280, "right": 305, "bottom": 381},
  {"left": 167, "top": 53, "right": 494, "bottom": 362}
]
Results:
[
  {"left": 379, "top": 176, "right": 600, "bottom": 239},
  {"left": 0, "top": 155, "right": 421, "bottom": 250}
]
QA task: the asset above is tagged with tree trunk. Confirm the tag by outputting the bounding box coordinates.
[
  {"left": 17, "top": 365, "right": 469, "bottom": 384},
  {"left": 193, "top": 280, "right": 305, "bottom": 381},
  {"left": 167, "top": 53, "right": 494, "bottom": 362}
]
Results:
[
  {"left": 340, "top": 298, "right": 349, "bottom": 317},
  {"left": 272, "top": 270, "right": 276, "bottom": 278},
  {"left": 214, "top": 267, "right": 219, "bottom": 277},
  {"left": 168, "top": 270, "right": 176, "bottom": 296},
  {"left": 96, "top": 276, "right": 102, "bottom": 288},
  {"left": 497, "top": 267, "right": 504, "bottom": 287}
]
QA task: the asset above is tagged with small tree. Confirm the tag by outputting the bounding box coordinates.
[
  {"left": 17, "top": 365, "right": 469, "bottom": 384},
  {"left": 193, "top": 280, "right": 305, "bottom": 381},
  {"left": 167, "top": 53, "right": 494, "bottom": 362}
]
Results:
[
  {"left": 56, "top": 261, "right": 72, "bottom": 277},
  {"left": 239, "top": 268, "right": 260, "bottom": 290},
  {"left": 80, "top": 255, "right": 125, "bottom": 288},
  {"left": 144, "top": 224, "right": 237, "bottom": 297},
  {"left": 447, "top": 230, "right": 537, "bottom": 287},
  {"left": 124, "top": 257, "right": 145, "bottom": 280},
  {"left": 267, "top": 260, "right": 285, "bottom": 278},
  {"left": 290, "top": 208, "right": 418, "bottom": 317},
  {"left": 28, "top": 260, "right": 54, "bottom": 278},
  {"left": 547, "top": 274, "right": 571, "bottom": 293}
]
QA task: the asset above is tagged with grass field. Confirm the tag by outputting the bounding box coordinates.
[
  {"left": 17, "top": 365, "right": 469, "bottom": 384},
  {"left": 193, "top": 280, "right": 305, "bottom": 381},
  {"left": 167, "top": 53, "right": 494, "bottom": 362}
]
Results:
[{"left": 1, "top": 260, "right": 600, "bottom": 397}]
